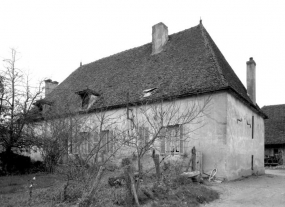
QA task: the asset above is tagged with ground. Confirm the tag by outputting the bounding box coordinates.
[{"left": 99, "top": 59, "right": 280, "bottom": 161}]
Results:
[
  {"left": 0, "top": 169, "right": 218, "bottom": 207},
  {"left": 1, "top": 168, "right": 284, "bottom": 207},
  {"left": 206, "top": 168, "right": 285, "bottom": 207},
  {"left": 0, "top": 173, "right": 64, "bottom": 207}
]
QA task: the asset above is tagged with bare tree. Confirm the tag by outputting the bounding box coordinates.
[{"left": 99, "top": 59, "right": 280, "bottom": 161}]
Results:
[
  {"left": 30, "top": 84, "right": 211, "bottom": 206},
  {"left": 121, "top": 95, "right": 212, "bottom": 203},
  {"left": 31, "top": 98, "right": 127, "bottom": 171},
  {"left": 31, "top": 102, "right": 130, "bottom": 205},
  {"left": 0, "top": 48, "right": 44, "bottom": 172}
]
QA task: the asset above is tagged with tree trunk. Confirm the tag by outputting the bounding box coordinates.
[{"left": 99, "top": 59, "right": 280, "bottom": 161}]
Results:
[
  {"left": 78, "top": 166, "right": 105, "bottom": 207},
  {"left": 191, "top": 147, "right": 196, "bottom": 171},
  {"left": 4, "top": 146, "right": 13, "bottom": 173}
]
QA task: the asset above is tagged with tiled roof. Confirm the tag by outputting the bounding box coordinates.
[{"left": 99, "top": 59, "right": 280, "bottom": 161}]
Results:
[
  {"left": 42, "top": 22, "right": 266, "bottom": 118},
  {"left": 262, "top": 104, "right": 285, "bottom": 144}
]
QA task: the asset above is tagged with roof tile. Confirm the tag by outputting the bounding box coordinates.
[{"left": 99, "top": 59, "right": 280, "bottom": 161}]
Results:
[
  {"left": 262, "top": 105, "right": 285, "bottom": 144},
  {"left": 43, "top": 23, "right": 265, "bottom": 118}
]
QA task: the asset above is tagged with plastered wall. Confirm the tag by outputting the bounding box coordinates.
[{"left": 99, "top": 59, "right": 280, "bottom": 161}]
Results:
[
  {"left": 225, "top": 93, "right": 265, "bottom": 180},
  {"left": 29, "top": 91, "right": 265, "bottom": 180}
]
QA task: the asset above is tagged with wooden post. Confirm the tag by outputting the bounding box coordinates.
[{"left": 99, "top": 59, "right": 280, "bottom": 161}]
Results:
[
  {"left": 152, "top": 150, "right": 161, "bottom": 181},
  {"left": 186, "top": 146, "right": 196, "bottom": 172},
  {"left": 191, "top": 147, "right": 196, "bottom": 171},
  {"left": 124, "top": 165, "right": 140, "bottom": 206}
]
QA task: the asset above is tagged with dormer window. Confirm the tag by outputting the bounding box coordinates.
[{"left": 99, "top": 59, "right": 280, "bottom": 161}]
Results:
[
  {"left": 143, "top": 88, "right": 157, "bottom": 98},
  {"left": 75, "top": 89, "right": 100, "bottom": 110},
  {"left": 33, "top": 99, "right": 52, "bottom": 113}
]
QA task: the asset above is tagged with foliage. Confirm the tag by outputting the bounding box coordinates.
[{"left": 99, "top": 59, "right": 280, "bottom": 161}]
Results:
[
  {"left": 39, "top": 136, "right": 67, "bottom": 173},
  {"left": 0, "top": 152, "right": 31, "bottom": 175},
  {"left": 121, "top": 157, "right": 132, "bottom": 167},
  {"left": 0, "top": 152, "right": 45, "bottom": 176}
]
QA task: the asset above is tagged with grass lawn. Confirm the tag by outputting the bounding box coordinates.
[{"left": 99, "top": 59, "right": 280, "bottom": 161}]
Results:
[
  {"left": 0, "top": 170, "right": 219, "bottom": 207},
  {"left": 0, "top": 173, "right": 65, "bottom": 207}
]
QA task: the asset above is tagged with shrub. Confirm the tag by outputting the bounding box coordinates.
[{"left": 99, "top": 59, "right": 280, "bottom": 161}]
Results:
[
  {"left": 121, "top": 157, "right": 131, "bottom": 167},
  {"left": 30, "top": 161, "right": 46, "bottom": 173},
  {"left": 105, "top": 162, "right": 118, "bottom": 172},
  {"left": 173, "top": 175, "right": 193, "bottom": 186},
  {"left": 0, "top": 152, "right": 32, "bottom": 175}
]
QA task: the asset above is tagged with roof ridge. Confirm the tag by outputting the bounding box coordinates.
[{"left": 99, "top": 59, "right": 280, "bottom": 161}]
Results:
[
  {"left": 262, "top": 104, "right": 285, "bottom": 108},
  {"left": 83, "top": 25, "right": 200, "bottom": 68},
  {"left": 84, "top": 43, "right": 151, "bottom": 67},
  {"left": 199, "top": 23, "right": 228, "bottom": 87}
]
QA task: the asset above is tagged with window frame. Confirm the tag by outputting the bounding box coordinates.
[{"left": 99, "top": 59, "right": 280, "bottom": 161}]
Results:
[
  {"left": 138, "top": 126, "right": 149, "bottom": 148},
  {"left": 100, "top": 130, "right": 114, "bottom": 154},
  {"left": 160, "top": 124, "right": 184, "bottom": 155},
  {"left": 82, "top": 94, "right": 90, "bottom": 109},
  {"left": 72, "top": 131, "right": 92, "bottom": 155}
]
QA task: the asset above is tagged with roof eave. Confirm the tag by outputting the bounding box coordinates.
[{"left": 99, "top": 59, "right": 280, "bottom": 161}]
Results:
[{"left": 226, "top": 87, "right": 268, "bottom": 119}]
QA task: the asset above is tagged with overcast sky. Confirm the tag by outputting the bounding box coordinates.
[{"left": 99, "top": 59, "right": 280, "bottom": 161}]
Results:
[{"left": 0, "top": 0, "right": 284, "bottom": 107}]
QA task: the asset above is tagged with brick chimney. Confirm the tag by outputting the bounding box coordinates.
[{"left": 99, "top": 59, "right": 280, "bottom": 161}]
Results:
[
  {"left": 44, "top": 79, "right": 58, "bottom": 96},
  {"left": 246, "top": 57, "right": 256, "bottom": 105},
  {"left": 152, "top": 22, "right": 168, "bottom": 55}
]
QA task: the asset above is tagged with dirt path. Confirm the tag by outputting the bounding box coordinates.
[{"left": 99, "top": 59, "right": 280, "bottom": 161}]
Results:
[{"left": 205, "top": 170, "right": 285, "bottom": 207}]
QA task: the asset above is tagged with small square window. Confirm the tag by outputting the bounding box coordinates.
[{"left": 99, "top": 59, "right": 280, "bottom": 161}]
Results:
[
  {"left": 75, "top": 89, "right": 99, "bottom": 110},
  {"left": 82, "top": 94, "right": 90, "bottom": 109}
]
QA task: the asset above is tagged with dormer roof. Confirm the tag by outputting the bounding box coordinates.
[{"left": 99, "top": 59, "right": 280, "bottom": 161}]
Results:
[{"left": 75, "top": 88, "right": 100, "bottom": 97}]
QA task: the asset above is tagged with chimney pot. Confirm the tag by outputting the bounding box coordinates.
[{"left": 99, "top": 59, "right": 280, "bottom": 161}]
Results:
[
  {"left": 44, "top": 79, "right": 52, "bottom": 83},
  {"left": 152, "top": 22, "right": 168, "bottom": 55},
  {"left": 247, "top": 57, "right": 256, "bottom": 66},
  {"left": 246, "top": 57, "right": 256, "bottom": 105},
  {"left": 45, "top": 80, "right": 59, "bottom": 96}
]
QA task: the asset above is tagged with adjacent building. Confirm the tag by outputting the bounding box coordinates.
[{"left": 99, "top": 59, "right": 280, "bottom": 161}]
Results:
[{"left": 262, "top": 104, "right": 285, "bottom": 164}]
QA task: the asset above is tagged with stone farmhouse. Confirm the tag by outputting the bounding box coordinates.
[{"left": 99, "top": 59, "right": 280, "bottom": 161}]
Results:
[
  {"left": 262, "top": 104, "right": 285, "bottom": 164},
  {"left": 33, "top": 21, "right": 267, "bottom": 180}
]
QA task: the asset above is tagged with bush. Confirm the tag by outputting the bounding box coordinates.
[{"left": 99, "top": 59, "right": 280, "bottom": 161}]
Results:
[
  {"left": 105, "top": 162, "right": 118, "bottom": 172},
  {"left": 0, "top": 152, "right": 32, "bottom": 175},
  {"left": 121, "top": 157, "right": 131, "bottom": 167},
  {"left": 30, "top": 161, "right": 46, "bottom": 173},
  {"left": 108, "top": 176, "right": 125, "bottom": 187},
  {"left": 173, "top": 175, "right": 193, "bottom": 186}
]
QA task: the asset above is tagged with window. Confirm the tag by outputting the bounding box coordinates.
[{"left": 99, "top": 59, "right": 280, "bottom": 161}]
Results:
[
  {"left": 138, "top": 127, "right": 149, "bottom": 148},
  {"left": 101, "top": 130, "right": 114, "bottom": 153},
  {"left": 82, "top": 94, "right": 90, "bottom": 109},
  {"left": 160, "top": 125, "right": 183, "bottom": 155},
  {"left": 75, "top": 89, "right": 99, "bottom": 110},
  {"left": 143, "top": 88, "right": 157, "bottom": 97},
  {"left": 33, "top": 99, "right": 52, "bottom": 113},
  {"left": 124, "top": 126, "right": 149, "bottom": 147},
  {"left": 73, "top": 132, "right": 93, "bottom": 155}
]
